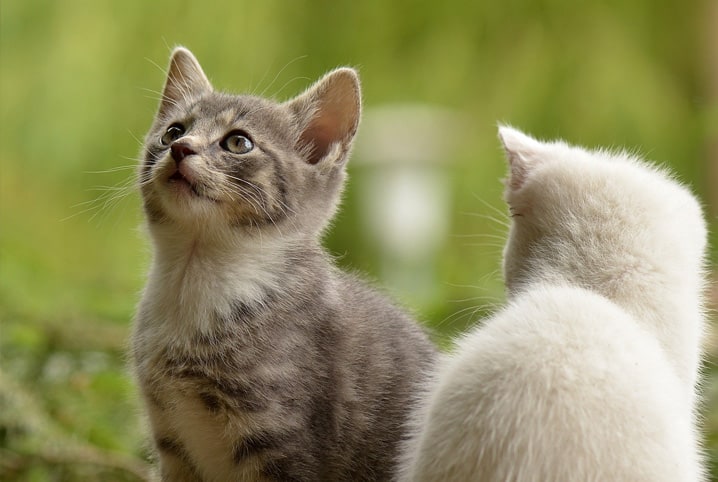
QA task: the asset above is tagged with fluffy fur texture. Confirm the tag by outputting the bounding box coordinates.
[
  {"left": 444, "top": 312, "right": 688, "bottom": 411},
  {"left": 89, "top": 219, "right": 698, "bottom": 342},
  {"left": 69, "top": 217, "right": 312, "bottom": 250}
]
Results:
[
  {"left": 132, "top": 48, "right": 437, "bottom": 481},
  {"left": 398, "top": 127, "right": 708, "bottom": 481}
]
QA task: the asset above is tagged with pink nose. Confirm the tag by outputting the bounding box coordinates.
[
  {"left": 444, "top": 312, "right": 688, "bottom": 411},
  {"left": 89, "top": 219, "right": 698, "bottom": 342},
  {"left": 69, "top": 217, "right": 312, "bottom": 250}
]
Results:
[{"left": 170, "top": 142, "right": 196, "bottom": 164}]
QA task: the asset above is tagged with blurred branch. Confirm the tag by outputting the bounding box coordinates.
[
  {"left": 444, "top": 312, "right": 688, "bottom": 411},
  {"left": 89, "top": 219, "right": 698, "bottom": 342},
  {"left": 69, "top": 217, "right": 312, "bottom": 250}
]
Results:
[
  {"left": 43, "top": 316, "right": 130, "bottom": 354},
  {"left": 0, "top": 369, "right": 151, "bottom": 481},
  {"left": 0, "top": 446, "right": 151, "bottom": 481}
]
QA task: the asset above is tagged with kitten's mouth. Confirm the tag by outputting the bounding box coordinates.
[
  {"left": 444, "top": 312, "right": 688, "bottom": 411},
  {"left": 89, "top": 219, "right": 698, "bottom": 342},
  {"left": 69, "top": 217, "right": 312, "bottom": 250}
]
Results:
[
  {"left": 167, "top": 170, "right": 210, "bottom": 200},
  {"left": 169, "top": 170, "right": 190, "bottom": 184}
]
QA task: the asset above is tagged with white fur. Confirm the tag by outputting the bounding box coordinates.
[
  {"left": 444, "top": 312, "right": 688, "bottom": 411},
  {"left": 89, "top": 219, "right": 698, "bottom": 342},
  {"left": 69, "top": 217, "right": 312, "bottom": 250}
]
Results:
[
  {"left": 399, "top": 127, "right": 708, "bottom": 481},
  {"left": 133, "top": 223, "right": 293, "bottom": 358}
]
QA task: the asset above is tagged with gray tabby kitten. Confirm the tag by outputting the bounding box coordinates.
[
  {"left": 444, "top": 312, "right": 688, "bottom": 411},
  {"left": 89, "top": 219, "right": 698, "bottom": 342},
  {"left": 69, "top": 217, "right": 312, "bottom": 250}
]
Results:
[{"left": 131, "top": 47, "right": 437, "bottom": 482}]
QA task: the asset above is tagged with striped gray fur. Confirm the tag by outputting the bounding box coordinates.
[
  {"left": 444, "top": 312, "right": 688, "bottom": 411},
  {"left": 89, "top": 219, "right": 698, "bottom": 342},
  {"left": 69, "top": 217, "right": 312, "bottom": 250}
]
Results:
[{"left": 132, "top": 48, "right": 437, "bottom": 481}]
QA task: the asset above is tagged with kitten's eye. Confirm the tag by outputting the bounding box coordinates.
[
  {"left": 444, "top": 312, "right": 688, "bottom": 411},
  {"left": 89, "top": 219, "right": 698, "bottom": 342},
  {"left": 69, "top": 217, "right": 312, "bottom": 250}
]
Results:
[
  {"left": 160, "top": 123, "right": 185, "bottom": 146},
  {"left": 221, "top": 131, "right": 254, "bottom": 154}
]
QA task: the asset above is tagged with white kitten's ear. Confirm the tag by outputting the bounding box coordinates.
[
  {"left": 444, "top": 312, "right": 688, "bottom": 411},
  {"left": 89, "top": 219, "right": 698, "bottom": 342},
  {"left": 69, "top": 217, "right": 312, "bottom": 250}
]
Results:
[
  {"left": 158, "top": 47, "right": 212, "bottom": 118},
  {"left": 286, "top": 68, "right": 361, "bottom": 165},
  {"left": 498, "top": 125, "right": 543, "bottom": 190}
]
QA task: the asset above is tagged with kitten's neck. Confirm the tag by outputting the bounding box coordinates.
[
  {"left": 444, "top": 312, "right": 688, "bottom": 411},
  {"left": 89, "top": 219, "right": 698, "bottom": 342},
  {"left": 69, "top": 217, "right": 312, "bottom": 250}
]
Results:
[
  {"left": 613, "top": 273, "right": 704, "bottom": 402},
  {"left": 140, "top": 222, "right": 321, "bottom": 340},
  {"left": 148, "top": 222, "right": 314, "bottom": 268},
  {"left": 521, "top": 264, "right": 704, "bottom": 400}
]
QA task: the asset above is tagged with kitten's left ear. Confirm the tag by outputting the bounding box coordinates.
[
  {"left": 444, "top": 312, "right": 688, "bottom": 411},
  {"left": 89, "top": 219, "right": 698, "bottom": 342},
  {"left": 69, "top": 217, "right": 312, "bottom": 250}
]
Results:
[
  {"left": 498, "top": 125, "right": 543, "bottom": 190},
  {"left": 286, "top": 68, "right": 361, "bottom": 165},
  {"left": 158, "top": 47, "right": 212, "bottom": 119}
]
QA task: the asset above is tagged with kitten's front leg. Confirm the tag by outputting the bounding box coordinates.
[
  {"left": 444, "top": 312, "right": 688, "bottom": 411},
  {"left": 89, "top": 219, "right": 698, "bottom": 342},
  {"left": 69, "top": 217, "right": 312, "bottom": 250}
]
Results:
[
  {"left": 143, "top": 395, "right": 203, "bottom": 481},
  {"left": 154, "top": 435, "right": 204, "bottom": 482}
]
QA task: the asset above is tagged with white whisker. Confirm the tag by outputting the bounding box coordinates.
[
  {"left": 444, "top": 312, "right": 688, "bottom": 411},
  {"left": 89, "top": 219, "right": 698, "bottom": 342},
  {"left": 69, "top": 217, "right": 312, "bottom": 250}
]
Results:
[{"left": 256, "top": 55, "right": 309, "bottom": 99}]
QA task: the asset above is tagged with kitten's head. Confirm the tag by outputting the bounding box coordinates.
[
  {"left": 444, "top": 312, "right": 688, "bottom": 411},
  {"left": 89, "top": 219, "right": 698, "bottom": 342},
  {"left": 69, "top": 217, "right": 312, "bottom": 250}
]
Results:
[
  {"left": 140, "top": 47, "right": 360, "bottom": 239},
  {"left": 499, "top": 126, "right": 706, "bottom": 299}
]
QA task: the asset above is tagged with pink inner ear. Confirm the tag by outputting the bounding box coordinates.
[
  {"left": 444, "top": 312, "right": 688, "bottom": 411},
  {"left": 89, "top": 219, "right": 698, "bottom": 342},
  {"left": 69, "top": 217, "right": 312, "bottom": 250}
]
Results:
[
  {"left": 507, "top": 153, "right": 531, "bottom": 190},
  {"left": 498, "top": 126, "right": 541, "bottom": 190},
  {"left": 293, "top": 68, "right": 361, "bottom": 165},
  {"left": 302, "top": 116, "right": 342, "bottom": 165}
]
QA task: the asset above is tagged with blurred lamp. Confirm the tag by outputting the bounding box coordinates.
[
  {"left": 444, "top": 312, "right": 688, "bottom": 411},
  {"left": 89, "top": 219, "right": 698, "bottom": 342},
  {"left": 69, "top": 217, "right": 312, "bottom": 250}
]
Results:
[{"left": 353, "top": 104, "right": 459, "bottom": 305}]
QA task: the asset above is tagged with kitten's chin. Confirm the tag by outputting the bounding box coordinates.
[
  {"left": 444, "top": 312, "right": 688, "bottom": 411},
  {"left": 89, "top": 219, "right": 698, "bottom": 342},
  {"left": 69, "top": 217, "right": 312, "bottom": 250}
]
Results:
[{"left": 153, "top": 181, "right": 222, "bottom": 226}]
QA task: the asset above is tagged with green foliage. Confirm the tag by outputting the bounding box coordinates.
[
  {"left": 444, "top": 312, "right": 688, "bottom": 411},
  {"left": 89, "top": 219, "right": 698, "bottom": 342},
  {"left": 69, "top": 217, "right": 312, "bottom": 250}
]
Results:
[{"left": 1, "top": 0, "right": 716, "bottom": 479}]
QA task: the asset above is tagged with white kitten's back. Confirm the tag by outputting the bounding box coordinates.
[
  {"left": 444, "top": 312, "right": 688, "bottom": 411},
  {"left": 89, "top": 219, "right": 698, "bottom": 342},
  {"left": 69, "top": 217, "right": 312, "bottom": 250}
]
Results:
[{"left": 401, "top": 286, "right": 701, "bottom": 481}]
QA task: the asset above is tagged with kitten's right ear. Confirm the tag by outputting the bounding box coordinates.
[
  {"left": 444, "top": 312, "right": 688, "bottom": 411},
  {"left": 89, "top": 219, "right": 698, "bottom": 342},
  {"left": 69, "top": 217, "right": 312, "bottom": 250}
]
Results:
[
  {"left": 158, "top": 47, "right": 212, "bottom": 118},
  {"left": 285, "top": 67, "right": 361, "bottom": 166},
  {"left": 498, "top": 125, "right": 543, "bottom": 190}
]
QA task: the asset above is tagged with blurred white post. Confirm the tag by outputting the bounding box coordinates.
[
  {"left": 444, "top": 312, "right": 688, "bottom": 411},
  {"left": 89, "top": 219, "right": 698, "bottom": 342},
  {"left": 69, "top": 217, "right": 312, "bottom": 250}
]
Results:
[{"left": 353, "top": 104, "right": 459, "bottom": 307}]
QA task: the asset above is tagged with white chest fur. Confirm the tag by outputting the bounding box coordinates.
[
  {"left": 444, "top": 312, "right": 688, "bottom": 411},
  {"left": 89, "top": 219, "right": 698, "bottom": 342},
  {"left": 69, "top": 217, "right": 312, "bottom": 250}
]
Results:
[{"left": 134, "top": 229, "right": 290, "bottom": 355}]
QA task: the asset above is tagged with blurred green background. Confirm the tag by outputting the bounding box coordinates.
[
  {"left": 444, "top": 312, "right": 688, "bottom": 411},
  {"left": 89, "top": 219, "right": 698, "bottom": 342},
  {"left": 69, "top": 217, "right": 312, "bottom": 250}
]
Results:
[{"left": 1, "top": 0, "right": 716, "bottom": 480}]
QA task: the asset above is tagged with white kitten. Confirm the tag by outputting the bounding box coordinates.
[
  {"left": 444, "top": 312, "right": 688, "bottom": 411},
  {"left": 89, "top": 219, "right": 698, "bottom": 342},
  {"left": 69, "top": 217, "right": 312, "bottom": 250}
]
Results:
[{"left": 398, "top": 127, "right": 708, "bottom": 482}]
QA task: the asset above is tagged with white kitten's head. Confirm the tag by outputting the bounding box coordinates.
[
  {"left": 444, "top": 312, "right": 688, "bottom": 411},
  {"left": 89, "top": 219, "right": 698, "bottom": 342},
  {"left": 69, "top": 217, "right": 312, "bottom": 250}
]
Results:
[{"left": 498, "top": 126, "right": 706, "bottom": 300}]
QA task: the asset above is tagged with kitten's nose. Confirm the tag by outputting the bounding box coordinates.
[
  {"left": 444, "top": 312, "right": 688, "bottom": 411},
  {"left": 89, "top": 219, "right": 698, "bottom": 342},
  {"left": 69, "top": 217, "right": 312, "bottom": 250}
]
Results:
[{"left": 170, "top": 142, "right": 196, "bottom": 164}]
